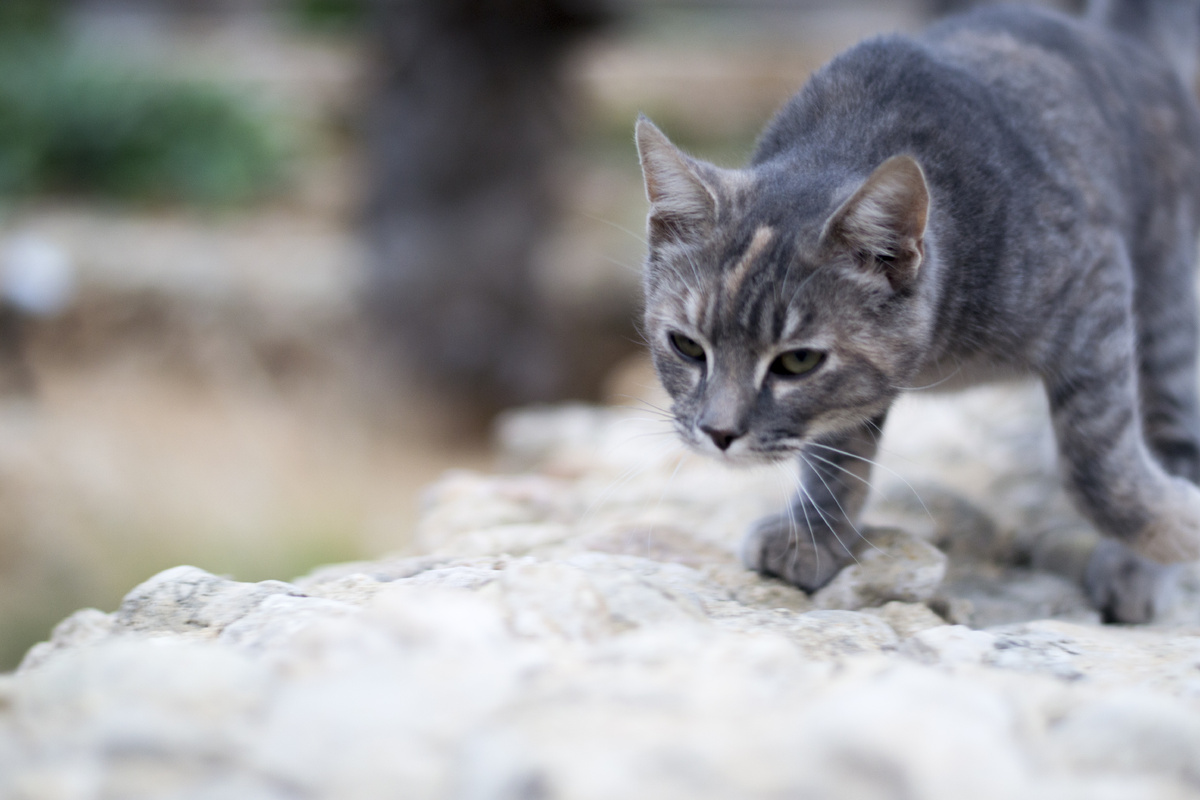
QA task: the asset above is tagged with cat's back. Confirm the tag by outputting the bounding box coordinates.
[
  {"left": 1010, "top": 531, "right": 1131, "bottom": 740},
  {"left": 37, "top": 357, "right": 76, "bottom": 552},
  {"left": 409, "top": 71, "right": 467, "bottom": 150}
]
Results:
[
  {"left": 926, "top": 4, "right": 1197, "bottom": 146},
  {"left": 933, "top": 5, "right": 1200, "bottom": 265},
  {"left": 755, "top": 4, "right": 1199, "bottom": 183},
  {"left": 753, "top": 4, "right": 1200, "bottom": 270}
]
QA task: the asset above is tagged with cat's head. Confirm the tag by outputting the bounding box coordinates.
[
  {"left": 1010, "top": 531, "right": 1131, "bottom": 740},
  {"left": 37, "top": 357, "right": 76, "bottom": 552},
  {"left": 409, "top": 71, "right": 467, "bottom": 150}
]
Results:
[{"left": 636, "top": 116, "right": 935, "bottom": 464}]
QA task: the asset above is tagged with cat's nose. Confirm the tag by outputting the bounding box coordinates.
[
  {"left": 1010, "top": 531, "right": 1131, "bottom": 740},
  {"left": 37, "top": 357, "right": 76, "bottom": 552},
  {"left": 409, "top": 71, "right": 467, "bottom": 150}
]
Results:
[{"left": 700, "top": 425, "right": 741, "bottom": 451}]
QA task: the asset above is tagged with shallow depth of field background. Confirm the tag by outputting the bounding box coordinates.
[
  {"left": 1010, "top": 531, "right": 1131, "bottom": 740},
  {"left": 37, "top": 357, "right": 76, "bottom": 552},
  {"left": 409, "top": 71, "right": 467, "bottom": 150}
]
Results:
[{"left": 0, "top": 0, "right": 1055, "bottom": 669}]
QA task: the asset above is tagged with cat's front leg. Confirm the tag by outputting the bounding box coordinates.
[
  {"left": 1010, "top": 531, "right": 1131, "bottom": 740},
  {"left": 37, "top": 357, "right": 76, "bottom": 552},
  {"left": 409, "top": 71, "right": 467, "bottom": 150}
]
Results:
[{"left": 741, "top": 416, "right": 882, "bottom": 592}]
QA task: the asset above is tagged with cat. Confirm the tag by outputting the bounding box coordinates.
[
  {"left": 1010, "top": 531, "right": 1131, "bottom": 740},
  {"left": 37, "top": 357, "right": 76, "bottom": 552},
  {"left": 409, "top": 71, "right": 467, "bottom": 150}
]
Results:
[{"left": 635, "top": 0, "right": 1200, "bottom": 623}]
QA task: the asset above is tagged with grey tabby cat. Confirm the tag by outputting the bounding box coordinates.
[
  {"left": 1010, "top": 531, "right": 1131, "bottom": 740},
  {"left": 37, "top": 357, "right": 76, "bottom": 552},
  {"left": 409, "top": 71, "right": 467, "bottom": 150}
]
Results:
[{"left": 636, "top": 0, "right": 1200, "bottom": 623}]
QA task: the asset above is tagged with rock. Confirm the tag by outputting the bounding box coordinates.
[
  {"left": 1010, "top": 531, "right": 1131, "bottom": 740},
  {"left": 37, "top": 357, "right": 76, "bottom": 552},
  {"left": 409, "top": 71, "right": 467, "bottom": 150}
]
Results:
[
  {"left": 6, "top": 387, "right": 1200, "bottom": 798},
  {"left": 499, "top": 560, "right": 627, "bottom": 641},
  {"left": 19, "top": 608, "right": 113, "bottom": 672},
  {"left": 1047, "top": 692, "right": 1200, "bottom": 783},
  {"left": 811, "top": 526, "right": 947, "bottom": 610},
  {"left": 939, "top": 570, "right": 1101, "bottom": 628},
  {"left": 865, "top": 600, "right": 948, "bottom": 638},
  {"left": 752, "top": 608, "right": 900, "bottom": 657},
  {"left": 113, "top": 565, "right": 303, "bottom": 637},
  {"left": 902, "top": 624, "right": 1001, "bottom": 667}
]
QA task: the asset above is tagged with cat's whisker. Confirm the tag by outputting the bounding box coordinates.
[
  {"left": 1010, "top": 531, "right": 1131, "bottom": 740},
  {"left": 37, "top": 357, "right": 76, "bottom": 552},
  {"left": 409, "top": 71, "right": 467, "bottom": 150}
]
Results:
[
  {"left": 804, "top": 450, "right": 881, "bottom": 495},
  {"left": 606, "top": 411, "right": 675, "bottom": 428},
  {"left": 772, "top": 463, "right": 814, "bottom": 580},
  {"left": 800, "top": 453, "right": 886, "bottom": 559},
  {"left": 863, "top": 418, "right": 886, "bottom": 442},
  {"left": 807, "top": 457, "right": 852, "bottom": 492},
  {"left": 770, "top": 464, "right": 804, "bottom": 577},
  {"left": 608, "top": 401, "right": 674, "bottom": 417},
  {"left": 600, "top": 254, "right": 643, "bottom": 276},
  {"left": 606, "top": 400, "right": 674, "bottom": 421},
  {"left": 786, "top": 269, "right": 820, "bottom": 308},
  {"left": 611, "top": 394, "right": 675, "bottom": 417},
  {"left": 606, "top": 412, "right": 673, "bottom": 426},
  {"left": 599, "top": 416, "right": 677, "bottom": 442},
  {"left": 609, "top": 429, "right": 679, "bottom": 449},
  {"left": 851, "top": 423, "right": 937, "bottom": 470},
  {"left": 774, "top": 263, "right": 792, "bottom": 310},
  {"left": 668, "top": 262, "right": 697, "bottom": 288},
  {"left": 806, "top": 441, "right": 934, "bottom": 524},
  {"left": 636, "top": 406, "right": 674, "bottom": 421},
  {"left": 628, "top": 416, "right": 676, "bottom": 430},
  {"left": 630, "top": 409, "right": 675, "bottom": 424},
  {"left": 581, "top": 213, "right": 648, "bottom": 246},
  {"left": 615, "top": 417, "right": 677, "bottom": 434},
  {"left": 784, "top": 463, "right": 861, "bottom": 568},
  {"left": 891, "top": 367, "right": 964, "bottom": 392},
  {"left": 681, "top": 247, "right": 704, "bottom": 288}
]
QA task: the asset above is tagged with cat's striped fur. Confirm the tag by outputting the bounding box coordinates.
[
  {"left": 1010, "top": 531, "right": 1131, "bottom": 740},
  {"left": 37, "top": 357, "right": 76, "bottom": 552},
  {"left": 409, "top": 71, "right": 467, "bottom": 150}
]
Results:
[{"left": 637, "top": 1, "right": 1200, "bottom": 622}]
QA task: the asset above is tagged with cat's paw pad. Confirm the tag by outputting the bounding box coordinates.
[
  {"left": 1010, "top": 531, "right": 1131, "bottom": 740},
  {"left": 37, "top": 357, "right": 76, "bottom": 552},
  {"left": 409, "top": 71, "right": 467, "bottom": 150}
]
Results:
[
  {"left": 1085, "top": 539, "right": 1180, "bottom": 623},
  {"left": 741, "top": 513, "right": 848, "bottom": 592}
]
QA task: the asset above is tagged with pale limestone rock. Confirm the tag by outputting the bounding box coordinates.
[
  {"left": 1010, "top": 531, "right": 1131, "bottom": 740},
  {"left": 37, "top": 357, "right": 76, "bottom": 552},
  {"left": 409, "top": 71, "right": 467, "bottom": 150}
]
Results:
[
  {"left": 416, "top": 472, "right": 580, "bottom": 548},
  {"left": 498, "top": 560, "right": 626, "bottom": 641},
  {"left": 6, "top": 556, "right": 1200, "bottom": 799},
  {"left": 428, "top": 522, "right": 574, "bottom": 558},
  {"left": 113, "top": 565, "right": 301, "bottom": 637},
  {"left": 1047, "top": 691, "right": 1200, "bottom": 783},
  {"left": 812, "top": 526, "right": 948, "bottom": 610},
  {"left": 738, "top": 608, "right": 900, "bottom": 656},
  {"left": 7, "top": 387, "right": 1200, "bottom": 799},
  {"left": 865, "top": 600, "right": 948, "bottom": 637},
  {"left": 902, "top": 624, "right": 1001, "bottom": 666},
  {"left": 19, "top": 608, "right": 113, "bottom": 671}
]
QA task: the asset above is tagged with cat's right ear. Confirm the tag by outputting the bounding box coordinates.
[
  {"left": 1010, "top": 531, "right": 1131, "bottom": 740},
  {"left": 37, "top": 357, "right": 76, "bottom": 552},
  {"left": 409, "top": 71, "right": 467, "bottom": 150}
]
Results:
[
  {"left": 636, "top": 116, "right": 718, "bottom": 243},
  {"left": 820, "top": 155, "right": 929, "bottom": 292}
]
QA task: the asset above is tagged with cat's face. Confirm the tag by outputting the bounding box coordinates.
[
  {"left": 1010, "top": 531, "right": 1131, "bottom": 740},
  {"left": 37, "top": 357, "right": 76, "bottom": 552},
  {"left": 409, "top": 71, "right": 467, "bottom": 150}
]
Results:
[{"left": 636, "top": 117, "right": 933, "bottom": 463}]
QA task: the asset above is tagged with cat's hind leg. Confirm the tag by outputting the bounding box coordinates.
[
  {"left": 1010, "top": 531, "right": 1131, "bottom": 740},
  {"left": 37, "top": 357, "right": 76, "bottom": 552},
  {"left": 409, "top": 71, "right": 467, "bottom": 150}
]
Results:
[
  {"left": 1135, "top": 242, "right": 1200, "bottom": 484},
  {"left": 1043, "top": 241, "right": 1200, "bottom": 621},
  {"left": 741, "top": 415, "right": 883, "bottom": 592},
  {"left": 1075, "top": 231, "right": 1200, "bottom": 622}
]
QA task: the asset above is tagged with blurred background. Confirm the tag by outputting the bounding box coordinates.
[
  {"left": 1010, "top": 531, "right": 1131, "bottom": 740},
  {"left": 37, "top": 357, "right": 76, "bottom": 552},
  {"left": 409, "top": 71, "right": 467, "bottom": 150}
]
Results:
[{"left": 0, "top": 0, "right": 1079, "bottom": 668}]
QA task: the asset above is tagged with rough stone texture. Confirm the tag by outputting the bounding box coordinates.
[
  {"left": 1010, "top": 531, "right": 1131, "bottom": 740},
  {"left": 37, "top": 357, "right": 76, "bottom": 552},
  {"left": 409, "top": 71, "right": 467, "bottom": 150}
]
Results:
[
  {"left": 4, "top": 383, "right": 1200, "bottom": 799},
  {"left": 812, "top": 526, "right": 947, "bottom": 610}
]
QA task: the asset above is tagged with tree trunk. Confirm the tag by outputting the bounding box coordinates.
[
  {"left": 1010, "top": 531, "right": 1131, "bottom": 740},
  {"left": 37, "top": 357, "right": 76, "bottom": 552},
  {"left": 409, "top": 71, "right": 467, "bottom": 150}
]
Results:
[{"left": 362, "top": 0, "right": 614, "bottom": 410}]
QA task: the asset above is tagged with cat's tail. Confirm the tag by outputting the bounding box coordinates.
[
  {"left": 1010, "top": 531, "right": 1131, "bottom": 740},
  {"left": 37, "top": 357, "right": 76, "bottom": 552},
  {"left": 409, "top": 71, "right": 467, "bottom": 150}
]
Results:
[{"left": 1088, "top": 0, "right": 1200, "bottom": 85}]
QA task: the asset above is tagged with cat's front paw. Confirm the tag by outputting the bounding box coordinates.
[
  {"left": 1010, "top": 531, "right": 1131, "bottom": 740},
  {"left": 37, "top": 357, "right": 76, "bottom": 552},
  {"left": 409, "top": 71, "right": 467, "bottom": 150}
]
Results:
[
  {"left": 741, "top": 512, "right": 852, "bottom": 592},
  {"left": 1085, "top": 539, "right": 1180, "bottom": 623}
]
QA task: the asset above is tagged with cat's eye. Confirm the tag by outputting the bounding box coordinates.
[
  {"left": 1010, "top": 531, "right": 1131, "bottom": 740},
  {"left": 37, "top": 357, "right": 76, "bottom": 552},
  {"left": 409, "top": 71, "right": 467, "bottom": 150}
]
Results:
[
  {"left": 669, "top": 332, "right": 706, "bottom": 362},
  {"left": 770, "top": 349, "right": 824, "bottom": 377}
]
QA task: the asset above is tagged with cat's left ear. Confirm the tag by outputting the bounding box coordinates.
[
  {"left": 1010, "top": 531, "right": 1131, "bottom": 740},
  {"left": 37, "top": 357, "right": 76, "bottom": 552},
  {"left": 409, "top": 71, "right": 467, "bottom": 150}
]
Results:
[
  {"left": 820, "top": 155, "right": 929, "bottom": 291},
  {"left": 636, "top": 115, "right": 722, "bottom": 244}
]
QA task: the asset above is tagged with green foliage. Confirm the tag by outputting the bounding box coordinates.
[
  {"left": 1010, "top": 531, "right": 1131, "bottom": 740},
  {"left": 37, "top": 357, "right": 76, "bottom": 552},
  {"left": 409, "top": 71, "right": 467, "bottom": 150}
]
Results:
[
  {"left": 290, "top": 0, "right": 367, "bottom": 32},
  {"left": 0, "top": 0, "right": 62, "bottom": 34},
  {"left": 0, "top": 35, "right": 289, "bottom": 207}
]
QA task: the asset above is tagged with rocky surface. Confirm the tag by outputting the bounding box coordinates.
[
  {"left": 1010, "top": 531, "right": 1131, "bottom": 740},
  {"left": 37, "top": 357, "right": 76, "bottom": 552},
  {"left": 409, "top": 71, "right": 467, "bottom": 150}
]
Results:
[{"left": 4, "top": 383, "right": 1200, "bottom": 799}]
